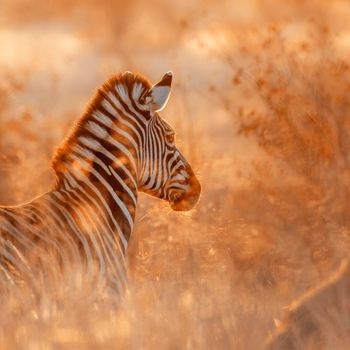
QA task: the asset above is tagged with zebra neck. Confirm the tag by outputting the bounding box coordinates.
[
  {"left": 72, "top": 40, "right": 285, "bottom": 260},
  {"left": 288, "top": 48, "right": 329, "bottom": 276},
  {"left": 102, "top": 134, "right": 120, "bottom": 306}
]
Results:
[
  {"left": 51, "top": 85, "right": 144, "bottom": 248},
  {"left": 52, "top": 162, "right": 138, "bottom": 250}
]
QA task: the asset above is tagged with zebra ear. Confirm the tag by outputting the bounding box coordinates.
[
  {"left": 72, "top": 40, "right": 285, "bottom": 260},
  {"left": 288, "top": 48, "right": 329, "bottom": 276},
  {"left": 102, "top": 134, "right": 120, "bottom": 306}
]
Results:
[{"left": 146, "top": 71, "right": 172, "bottom": 112}]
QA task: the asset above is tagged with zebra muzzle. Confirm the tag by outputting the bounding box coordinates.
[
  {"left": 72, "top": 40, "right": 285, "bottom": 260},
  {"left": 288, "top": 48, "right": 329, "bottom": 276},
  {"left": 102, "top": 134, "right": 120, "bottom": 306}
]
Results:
[{"left": 169, "top": 175, "right": 201, "bottom": 211}]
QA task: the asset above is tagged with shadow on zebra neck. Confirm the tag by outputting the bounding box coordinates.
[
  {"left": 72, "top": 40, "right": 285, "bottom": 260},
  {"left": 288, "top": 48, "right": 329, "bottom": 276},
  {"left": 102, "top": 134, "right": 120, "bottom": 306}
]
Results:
[{"left": 0, "top": 70, "right": 201, "bottom": 291}]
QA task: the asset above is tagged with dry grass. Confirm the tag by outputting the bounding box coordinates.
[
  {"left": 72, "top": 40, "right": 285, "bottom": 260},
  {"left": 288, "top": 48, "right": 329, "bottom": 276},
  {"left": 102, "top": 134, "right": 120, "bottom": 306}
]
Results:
[{"left": 1, "top": 0, "right": 350, "bottom": 349}]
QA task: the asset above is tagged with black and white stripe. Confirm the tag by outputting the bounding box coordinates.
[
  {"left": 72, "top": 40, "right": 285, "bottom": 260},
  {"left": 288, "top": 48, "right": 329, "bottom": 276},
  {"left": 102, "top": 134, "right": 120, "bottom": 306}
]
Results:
[{"left": 0, "top": 71, "right": 201, "bottom": 290}]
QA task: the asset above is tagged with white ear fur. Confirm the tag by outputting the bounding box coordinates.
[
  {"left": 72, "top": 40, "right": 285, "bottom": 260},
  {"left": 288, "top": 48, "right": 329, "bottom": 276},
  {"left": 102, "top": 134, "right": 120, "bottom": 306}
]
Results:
[{"left": 147, "top": 71, "right": 172, "bottom": 112}]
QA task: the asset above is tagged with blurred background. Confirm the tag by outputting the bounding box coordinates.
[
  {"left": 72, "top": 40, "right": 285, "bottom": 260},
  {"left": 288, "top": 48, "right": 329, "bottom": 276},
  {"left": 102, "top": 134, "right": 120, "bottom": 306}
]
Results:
[{"left": 1, "top": 0, "right": 350, "bottom": 349}]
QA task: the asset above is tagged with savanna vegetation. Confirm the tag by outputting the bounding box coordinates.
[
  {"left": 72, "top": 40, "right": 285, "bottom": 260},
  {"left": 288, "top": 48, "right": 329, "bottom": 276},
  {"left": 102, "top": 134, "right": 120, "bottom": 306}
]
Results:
[{"left": 1, "top": 0, "right": 350, "bottom": 349}]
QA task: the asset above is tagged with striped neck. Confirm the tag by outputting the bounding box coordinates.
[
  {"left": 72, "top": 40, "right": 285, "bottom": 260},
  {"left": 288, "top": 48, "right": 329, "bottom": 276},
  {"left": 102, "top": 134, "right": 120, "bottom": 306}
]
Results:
[
  {"left": 51, "top": 75, "right": 152, "bottom": 249},
  {"left": 54, "top": 153, "right": 137, "bottom": 251}
]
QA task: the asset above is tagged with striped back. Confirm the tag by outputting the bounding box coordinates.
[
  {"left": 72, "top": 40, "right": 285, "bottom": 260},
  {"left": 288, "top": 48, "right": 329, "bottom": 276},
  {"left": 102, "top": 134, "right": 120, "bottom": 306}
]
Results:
[{"left": 0, "top": 71, "right": 201, "bottom": 289}]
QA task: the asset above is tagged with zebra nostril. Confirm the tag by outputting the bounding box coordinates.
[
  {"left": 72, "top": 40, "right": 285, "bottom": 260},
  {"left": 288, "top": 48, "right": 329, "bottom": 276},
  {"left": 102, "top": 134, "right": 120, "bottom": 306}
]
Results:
[{"left": 169, "top": 191, "right": 183, "bottom": 203}]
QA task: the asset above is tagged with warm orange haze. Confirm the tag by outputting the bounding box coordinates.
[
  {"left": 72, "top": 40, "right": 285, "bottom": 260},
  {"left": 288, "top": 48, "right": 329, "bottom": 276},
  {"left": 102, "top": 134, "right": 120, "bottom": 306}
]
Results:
[{"left": 1, "top": 0, "right": 350, "bottom": 349}]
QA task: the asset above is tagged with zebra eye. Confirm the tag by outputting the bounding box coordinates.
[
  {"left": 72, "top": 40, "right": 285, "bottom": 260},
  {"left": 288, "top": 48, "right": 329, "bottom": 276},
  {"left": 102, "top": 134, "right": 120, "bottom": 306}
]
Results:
[{"left": 166, "top": 134, "right": 175, "bottom": 143}]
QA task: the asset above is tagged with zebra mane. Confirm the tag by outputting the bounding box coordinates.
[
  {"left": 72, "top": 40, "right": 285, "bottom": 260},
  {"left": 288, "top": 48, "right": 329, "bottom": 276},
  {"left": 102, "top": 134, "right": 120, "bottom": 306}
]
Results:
[{"left": 51, "top": 72, "right": 152, "bottom": 182}]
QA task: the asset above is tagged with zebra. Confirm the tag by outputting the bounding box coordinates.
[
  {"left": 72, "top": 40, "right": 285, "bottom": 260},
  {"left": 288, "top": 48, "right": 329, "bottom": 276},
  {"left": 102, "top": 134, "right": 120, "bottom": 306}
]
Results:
[{"left": 0, "top": 71, "right": 201, "bottom": 291}]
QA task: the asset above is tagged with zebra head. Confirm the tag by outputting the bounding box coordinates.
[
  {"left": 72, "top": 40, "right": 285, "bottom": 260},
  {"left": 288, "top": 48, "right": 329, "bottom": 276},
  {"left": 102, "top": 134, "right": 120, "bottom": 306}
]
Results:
[{"left": 136, "top": 72, "right": 201, "bottom": 211}]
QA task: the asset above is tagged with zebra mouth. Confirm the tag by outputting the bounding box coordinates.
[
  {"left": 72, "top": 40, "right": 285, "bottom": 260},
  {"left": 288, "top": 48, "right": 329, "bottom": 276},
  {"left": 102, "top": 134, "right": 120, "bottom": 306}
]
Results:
[
  {"left": 168, "top": 185, "right": 201, "bottom": 211},
  {"left": 167, "top": 169, "right": 201, "bottom": 211}
]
